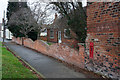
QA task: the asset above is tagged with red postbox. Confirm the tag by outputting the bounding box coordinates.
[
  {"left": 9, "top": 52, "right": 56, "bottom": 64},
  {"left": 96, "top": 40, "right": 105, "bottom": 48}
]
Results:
[{"left": 89, "top": 42, "right": 94, "bottom": 58}]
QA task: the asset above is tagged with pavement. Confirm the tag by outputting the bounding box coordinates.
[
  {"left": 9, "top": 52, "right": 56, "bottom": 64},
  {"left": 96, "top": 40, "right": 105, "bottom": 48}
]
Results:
[{"left": 1, "top": 38, "right": 88, "bottom": 78}]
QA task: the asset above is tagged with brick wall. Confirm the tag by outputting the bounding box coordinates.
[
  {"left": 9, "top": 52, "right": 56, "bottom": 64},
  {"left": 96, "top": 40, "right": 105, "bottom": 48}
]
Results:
[
  {"left": 48, "top": 43, "right": 83, "bottom": 67},
  {"left": 85, "top": 2, "right": 120, "bottom": 78},
  {"left": 23, "top": 38, "right": 49, "bottom": 54},
  {"left": 12, "top": 37, "right": 84, "bottom": 69},
  {"left": 12, "top": 37, "right": 23, "bottom": 45}
]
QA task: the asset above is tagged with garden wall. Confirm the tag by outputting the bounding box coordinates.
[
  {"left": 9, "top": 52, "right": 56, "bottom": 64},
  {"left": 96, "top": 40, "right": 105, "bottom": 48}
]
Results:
[
  {"left": 12, "top": 37, "right": 84, "bottom": 69},
  {"left": 12, "top": 37, "right": 23, "bottom": 45}
]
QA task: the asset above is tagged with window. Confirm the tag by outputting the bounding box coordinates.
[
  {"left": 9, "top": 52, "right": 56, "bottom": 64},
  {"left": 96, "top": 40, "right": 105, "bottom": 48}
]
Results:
[
  {"left": 50, "top": 29, "right": 54, "bottom": 38},
  {"left": 40, "top": 29, "right": 47, "bottom": 37},
  {"left": 64, "top": 29, "right": 71, "bottom": 38}
]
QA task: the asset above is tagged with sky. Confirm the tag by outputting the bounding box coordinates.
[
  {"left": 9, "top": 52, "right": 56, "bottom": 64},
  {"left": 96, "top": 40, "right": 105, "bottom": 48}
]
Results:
[
  {"left": 0, "top": 0, "right": 87, "bottom": 23},
  {"left": 0, "top": 0, "right": 8, "bottom": 23}
]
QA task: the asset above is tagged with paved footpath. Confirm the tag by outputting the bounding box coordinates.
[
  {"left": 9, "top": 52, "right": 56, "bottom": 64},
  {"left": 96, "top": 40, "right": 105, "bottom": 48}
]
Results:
[{"left": 4, "top": 42, "right": 88, "bottom": 78}]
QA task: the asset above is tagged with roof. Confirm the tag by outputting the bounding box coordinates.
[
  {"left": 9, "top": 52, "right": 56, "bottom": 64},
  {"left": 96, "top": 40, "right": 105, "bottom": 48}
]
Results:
[{"left": 46, "top": 16, "right": 69, "bottom": 30}]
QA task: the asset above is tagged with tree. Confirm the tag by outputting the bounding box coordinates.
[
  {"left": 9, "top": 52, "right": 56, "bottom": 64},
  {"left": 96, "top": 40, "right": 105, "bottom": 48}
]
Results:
[
  {"left": 50, "top": 2, "right": 87, "bottom": 43},
  {"left": 7, "top": 1, "right": 51, "bottom": 40},
  {"left": 8, "top": 8, "right": 38, "bottom": 38},
  {"left": 29, "top": 1, "right": 51, "bottom": 38},
  {"left": 7, "top": 2, "right": 28, "bottom": 21},
  {"left": 6, "top": 1, "right": 28, "bottom": 38}
]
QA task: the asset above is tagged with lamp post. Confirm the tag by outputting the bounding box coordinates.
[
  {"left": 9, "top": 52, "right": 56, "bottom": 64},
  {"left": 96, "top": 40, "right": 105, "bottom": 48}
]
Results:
[{"left": 2, "top": 10, "right": 5, "bottom": 42}]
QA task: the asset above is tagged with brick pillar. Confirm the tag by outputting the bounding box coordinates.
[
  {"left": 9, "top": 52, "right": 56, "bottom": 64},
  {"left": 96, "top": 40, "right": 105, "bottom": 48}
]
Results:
[
  {"left": 22, "top": 37, "right": 25, "bottom": 46},
  {"left": 12, "top": 37, "right": 15, "bottom": 42},
  {"left": 78, "top": 43, "right": 85, "bottom": 69}
]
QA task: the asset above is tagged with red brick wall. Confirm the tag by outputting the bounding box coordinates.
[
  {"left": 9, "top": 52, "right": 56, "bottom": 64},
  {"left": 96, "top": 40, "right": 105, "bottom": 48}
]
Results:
[
  {"left": 23, "top": 38, "right": 49, "bottom": 54},
  {"left": 85, "top": 2, "right": 120, "bottom": 78},
  {"left": 87, "top": 2, "right": 119, "bottom": 33},
  {"left": 48, "top": 43, "right": 83, "bottom": 68},
  {"left": 12, "top": 37, "right": 23, "bottom": 45},
  {"left": 12, "top": 37, "right": 84, "bottom": 69}
]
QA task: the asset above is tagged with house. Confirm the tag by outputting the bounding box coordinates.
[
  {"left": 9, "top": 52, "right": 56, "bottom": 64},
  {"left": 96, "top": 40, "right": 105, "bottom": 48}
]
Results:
[
  {"left": 40, "top": 14, "right": 78, "bottom": 48},
  {"left": 0, "top": 23, "right": 13, "bottom": 39}
]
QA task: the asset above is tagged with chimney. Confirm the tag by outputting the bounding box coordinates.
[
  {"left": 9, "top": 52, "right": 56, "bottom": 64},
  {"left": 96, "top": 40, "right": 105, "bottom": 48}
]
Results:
[{"left": 53, "top": 13, "right": 57, "bottom": 24}]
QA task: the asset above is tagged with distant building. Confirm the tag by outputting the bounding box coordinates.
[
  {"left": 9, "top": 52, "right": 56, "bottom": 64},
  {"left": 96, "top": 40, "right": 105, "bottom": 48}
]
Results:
[
  {"left": 40, "top": 14, "right": 78, "bottom": 48},
  {"left": 0, "top": 23, "right": 13, "bottom": 39}
]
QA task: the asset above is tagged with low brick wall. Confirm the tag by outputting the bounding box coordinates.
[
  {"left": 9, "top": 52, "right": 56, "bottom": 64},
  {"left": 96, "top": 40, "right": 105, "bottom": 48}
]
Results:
[
  {"left": 12, "top": 37, "right": 23, "bottom": 45},
  {"left": 23, "top": 38, "right": 49, "bottom": 54},
  {"left": 48, "top": 43, "right": 83, "bottom": 67},
  {"left": 12, "top": 37, "right": 84, "bottom": 69}
]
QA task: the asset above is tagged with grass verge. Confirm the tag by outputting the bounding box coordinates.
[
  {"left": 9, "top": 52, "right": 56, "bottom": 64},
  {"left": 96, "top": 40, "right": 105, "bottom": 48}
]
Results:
[{"left": 1, "top": 42, "right": 38, "bottom": 78}]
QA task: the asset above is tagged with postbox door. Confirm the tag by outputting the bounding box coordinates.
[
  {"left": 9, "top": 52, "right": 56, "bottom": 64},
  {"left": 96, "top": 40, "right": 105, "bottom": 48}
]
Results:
[{"left": 89, "top": 42, "right": 94, "bottom": 58}]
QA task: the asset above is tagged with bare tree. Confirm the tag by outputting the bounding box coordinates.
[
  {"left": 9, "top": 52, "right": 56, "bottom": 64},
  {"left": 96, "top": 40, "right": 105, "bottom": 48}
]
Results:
[
  {"left": 29, "top": 1, "right": 52, "bottom": 38},
  {"left": 8, "top": 8, "right": 38, "bottom": 38},
  {"left": 8, "top": 1, "right": 52, "bottom": 39}
]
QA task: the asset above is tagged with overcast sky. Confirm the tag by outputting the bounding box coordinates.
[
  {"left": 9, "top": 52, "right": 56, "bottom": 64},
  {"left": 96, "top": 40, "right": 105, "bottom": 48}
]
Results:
[{"left": 0, "top": 0, "right": 87, "bottom": 23}]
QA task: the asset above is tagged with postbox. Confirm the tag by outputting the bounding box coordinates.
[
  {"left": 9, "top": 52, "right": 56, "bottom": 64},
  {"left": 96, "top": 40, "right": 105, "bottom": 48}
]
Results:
[{"left": 89, "top": 42, "right": 94, "bottom": 58}]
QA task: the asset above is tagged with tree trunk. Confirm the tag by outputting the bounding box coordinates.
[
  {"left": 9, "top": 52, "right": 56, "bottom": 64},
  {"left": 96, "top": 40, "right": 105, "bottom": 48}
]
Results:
[
  {"left": 22, "top": 37, "right": 24, "bottom": 45},
  {"left": 37, "top": 31, "right": 41, "bottom": 40},
  {"left": 24, "top": 34, "right": 28, "bottom": 38}
]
